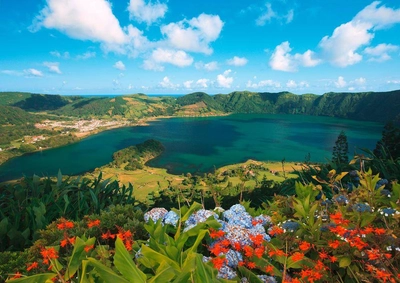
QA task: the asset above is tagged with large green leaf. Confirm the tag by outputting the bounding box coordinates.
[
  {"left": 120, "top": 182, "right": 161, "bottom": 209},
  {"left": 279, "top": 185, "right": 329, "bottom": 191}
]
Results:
[
  {"left": 6, "top": 273, "right": 56, "bottom": 283},
  {"left": 140, "top": 245, "right": 180, "bottom": 271},
  {"left": 87, "top": 258, "right": 129, "bottom": 283},
  {"left": 114, "top": 238, "right": 147, "bottom": 283},
  {"left": 148, "top": 261, "right": 176, "bottom": 283},
  {"left": 193, "top": 253, "right": 219, "bottom": 283},
  {"left": 64, "top": 237, "right": 96, "bottom": 280},
  {"left": 238, "top": 266, "right": 262, "bottom": 283}
]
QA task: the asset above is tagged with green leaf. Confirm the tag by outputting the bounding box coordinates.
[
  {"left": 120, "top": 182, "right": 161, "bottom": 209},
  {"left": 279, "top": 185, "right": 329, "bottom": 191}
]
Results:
[
  {"left": 140, "top": 244, "right": 180, "bottom": 271},
  {"left": 193, "top": 254, "right": 219, "bottom": 283},
  {"left": 114, "top": 237, "right": 147, "bottom": 283},
  {"left": 339, "top": 256, "right": 352, "bottom": 268},
  {"left": 149, "top": 261, "right": 177, "bottom": 283},
  {"left": 6, "top": 273, "right": 56, "bottom": 283},
  {"left": 0, "top": 217, "right": 8, "bottom": 235},
  {"left": 87, "top": 258, "right": 129, "bottom": 283},
  {"left": 64, "top": 237, "right": 96, "bottom": 280},
  {"left": 238, "top": 266, "right": 262, "bottom": 282}
]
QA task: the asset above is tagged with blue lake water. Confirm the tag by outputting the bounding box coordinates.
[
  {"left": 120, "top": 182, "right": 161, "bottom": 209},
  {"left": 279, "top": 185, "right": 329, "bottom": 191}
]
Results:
[{"left": 0, "top": 114, "right": 383, "bottom": 181}]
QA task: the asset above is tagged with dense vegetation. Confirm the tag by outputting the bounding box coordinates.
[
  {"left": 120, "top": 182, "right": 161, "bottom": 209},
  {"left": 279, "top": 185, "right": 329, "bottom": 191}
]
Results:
[
  {"left": 109, "top": 139, "right": 165, "bottom": 170},
  {"left": 1, "top": 90, "right": 399, "bottom": 122}
]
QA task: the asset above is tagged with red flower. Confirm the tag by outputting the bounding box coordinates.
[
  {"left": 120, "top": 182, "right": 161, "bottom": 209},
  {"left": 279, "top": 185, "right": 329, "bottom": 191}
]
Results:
[
  {"left": 57, "top": 218, "right": 74, "bottom": 230},
  {"left": 233, "top": 242, "right": 241, "bottom": 251},
  {"left": 268, "top": 226, "right": 284, "bottom": 236},
  {"left": 254, "top": 246, "right": 265, "bottom": 258},
  {"left": 87, "top": 219, "right": 101, "bottom": 228},
  {"left": 299, "top": 241, "right": 311, "bottom": 251},
  {"left": 291, "top": 252, "right": 304, "bottom": 262},
  {"left": 41, "top": 247, "right": 58, "bottom": 264},
  {"left": 11, "top": 272, "right": 22, "bottom": 279},
  {"left": 27, "top": 262, "right": 38, "bottom": 271},
  {"left": 243, "top": 245, "right": 254, "bottom": 257},
  {"left": 84, "top": 245, "right": 94, "bottom": 253},
  {"left": 246, "top": 261, "right": 256, "bottom": 269},
  {"left": 101, "top": 230, "right": 116, "bottom": 240},
  {"left": 374, "top": 228, "right": 386, "bottom": 235},
  {"left": 366, "top": 249, "right": 380, "bottom": 260},
  {"left": 328, "top": 240, "right": 340, "bottom": 249},
  {"left": 60, "top": 239, "right": 68, "bottom": 248},
  {"left": 329, "top": 256, "right": 338, "bottom": 263},
  {"left": 318, "top": 250, "right": 329, "bottom": 260},
  {"left": 249, "top": 234, "right": 264, "bottom": 246},
  {"left": 265, "top": 265, "right": 274, "bottom": 275},
  {"left": 68, "top": 237, "right": 76, "bottom": 245},
  {"left": 209, "top": 228, "right": 225, "bottom": 239},
  {"left": 211, "top": 257, "right": 226, "bottom": 270}
]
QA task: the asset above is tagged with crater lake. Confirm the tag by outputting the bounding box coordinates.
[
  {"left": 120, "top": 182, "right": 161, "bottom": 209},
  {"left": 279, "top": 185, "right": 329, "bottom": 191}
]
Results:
[{"left": 0, "top": 114, "right": 383, "bottom": 182}]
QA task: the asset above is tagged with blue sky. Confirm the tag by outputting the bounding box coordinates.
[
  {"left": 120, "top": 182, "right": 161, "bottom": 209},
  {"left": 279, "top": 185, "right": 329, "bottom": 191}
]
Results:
[{"left": 1, "top": 0, "right": 400, "bottom": 95}]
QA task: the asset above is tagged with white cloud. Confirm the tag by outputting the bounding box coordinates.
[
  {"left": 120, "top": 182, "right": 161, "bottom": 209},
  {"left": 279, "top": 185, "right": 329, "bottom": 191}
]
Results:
[
  {"left": 354, "top": 1, "right": 400, "bottom": 30},
  {"left": 387, "top": 80, "right": 400, "bottom": 84},
  {"left": 159, "top": 76, "right": 178, "bottom": 89},
  {"left": 144, "top": 48, "right": 193, "bottom": 71},
  {"left": 217, "top": 69, "right": 233, "bottom": 88},
  {"left": 76, "top": 51, "right": 96, "bottom": 60},
  {"left": 286, "top": 80, "right": 297, "bottom": 88},
  {"left": 227, "top": 56, "right": 248, "bottom": 66},
  {"left": 161, "top": 13, "right": 224, "bottom": 54},
  {"left": 294, "top": 50, "right": 321, "bottom": 67},
  {"left": 50, "top": 50, "right": 70, "bottom": 59},
  {"left": 128, "top": 0, "right": 167, "bottom": 25},
  {"left": 183, "top": 80, "right": 193, "bottom": 89},
  {"left": 195, "top": 61, "right": 218, "bottom": 71},
  {"left": 364, "top": 43, "right": 399, "bottom": 62},
  {"left": 113, "top": 61, "right": 126, "bottom": 71},
  {"left": 256, "top": 3, "right": 276, "bottom": 26},
  {"left": 196, "top": 78, "right": 209, "bottom": 88},
  {"left": 285, "top": 9, "right": 294, "bottom": 24},
  {"left": 43, "top": 62, "right": 61, "bottom": 74},
  {"left": 319, "top": 21, "right": 373, "bottom": 67},
  {"left": 335, "top": 76, "right": 347, "bottom": 88},
  {"left": 269, "top": 41, "right": 320, "bottom": 72},
  {"left": 319, "top": 2, "right": 400, "bottom": 67},
  {"left": 246, "top": 79, "right": 281, "bottom": 89},
  {"left": 256, "top": 3, "right": 294, "bottom": 26},
  {"left": 24, "top": 69, "right": 44, "bottom": 77},
  {"left": 1, "top": 70, "right": 23, "bottom": 76},
  {"left": 31, "top": 0, "right": 127, "bottom": 45},
  {"left": 353, "top": 77, "right": 366, "bottom": 85}
]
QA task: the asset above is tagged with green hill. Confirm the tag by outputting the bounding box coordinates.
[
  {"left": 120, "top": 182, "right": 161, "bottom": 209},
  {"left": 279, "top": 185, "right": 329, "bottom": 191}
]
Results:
[{"left": 1, "top": 90, "right": 399, "bottom": 122}]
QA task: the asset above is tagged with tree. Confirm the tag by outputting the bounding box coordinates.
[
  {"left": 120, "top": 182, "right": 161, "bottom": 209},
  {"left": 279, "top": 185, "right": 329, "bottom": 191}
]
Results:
[
  {"left": 332, "top": 131, "right": 348, "bottom": 164},
  {"left": 374, "top": 121, "right": 400, "bottom": 160}
]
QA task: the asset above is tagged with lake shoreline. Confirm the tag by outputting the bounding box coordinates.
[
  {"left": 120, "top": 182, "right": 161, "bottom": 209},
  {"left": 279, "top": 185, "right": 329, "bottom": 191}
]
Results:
[{"left": 0, "top": 113, "right": 232, "bottom": 167}]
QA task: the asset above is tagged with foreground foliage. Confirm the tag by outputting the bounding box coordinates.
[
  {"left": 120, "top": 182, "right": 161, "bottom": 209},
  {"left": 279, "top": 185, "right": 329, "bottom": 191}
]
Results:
[
  {"left": 0, "top": 173, "right": 135, "bottom": 252},
  {"left": 4, "top": 167, "right": 400, "bottom": 283}
]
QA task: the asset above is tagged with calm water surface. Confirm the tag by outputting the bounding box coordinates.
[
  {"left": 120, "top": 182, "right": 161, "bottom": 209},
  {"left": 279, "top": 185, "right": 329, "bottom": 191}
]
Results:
[{"left": 0, "top": 114, "right": 383, "bottom": 181}]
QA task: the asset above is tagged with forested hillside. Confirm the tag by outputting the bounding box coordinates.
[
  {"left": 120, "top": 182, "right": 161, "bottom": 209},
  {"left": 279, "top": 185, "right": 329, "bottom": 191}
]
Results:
[{"left": 1, "top": 90, "right": 399, "bottom": 122}]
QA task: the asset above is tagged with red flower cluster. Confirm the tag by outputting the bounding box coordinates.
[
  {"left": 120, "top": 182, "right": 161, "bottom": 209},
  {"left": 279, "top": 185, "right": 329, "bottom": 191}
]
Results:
[{"left": 56, "top": 218, "right": 74, "bottom": 230}]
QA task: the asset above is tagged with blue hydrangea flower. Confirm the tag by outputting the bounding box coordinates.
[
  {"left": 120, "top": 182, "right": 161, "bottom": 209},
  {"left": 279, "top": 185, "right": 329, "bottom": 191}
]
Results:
[
  {"left": 334, "top": 195, "right": 349, "bottom": 205},
  {"left": 254, "top": 215, "right": 272, "bottom": 226},
  {"left": 379, "top": 208, "right": 398, "bottom": 216},
  {"left": 223, "top": 204, "right": 253, "bottom": 228},
  {"left": 352, "top": 203, "right": 372, "bottom": 213},
  {"left": 380, "top": 189, "right": 391, "bottom": 197},
  {"left": 225, "top": 249, "right": 243, "bottom": 268},
  {"left": 217, "top": 265, "right": 237, "bottom": 280},
  {"left": 184, "top": 209, "right": 218, "bottom": 232},
  {"left": 144, "top": 208, "right": 168, "bottom": 223},
  {"left": 375, "top": 179, "right": 389, "bottom": 189},
  {"left": 280, "top": 220, "right": 300, "bottom": 232},
  {"left": 163, "top": 210, "right": 180, "bottom": 227}
]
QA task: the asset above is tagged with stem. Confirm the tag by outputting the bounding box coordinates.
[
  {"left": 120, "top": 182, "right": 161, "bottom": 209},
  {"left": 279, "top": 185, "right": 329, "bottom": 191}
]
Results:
[
  {"left": 282, "top": 240, "right": 288, "bottom": 281},
  {"left": 347, "top": 265, "right": 361, "bottom": 283}
]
